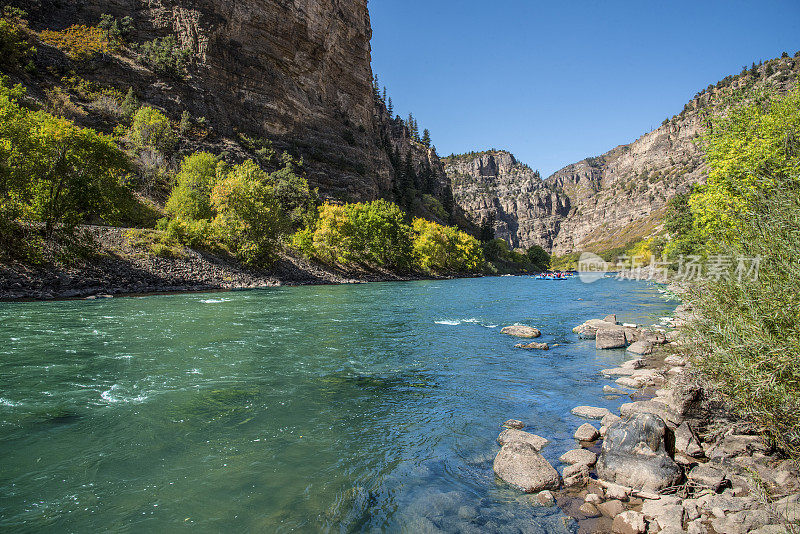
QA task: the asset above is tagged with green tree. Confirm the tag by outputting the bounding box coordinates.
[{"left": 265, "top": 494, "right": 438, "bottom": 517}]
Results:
[
  {"left": 210, "top": 160, "right": 285, "bottom": 265},
  {"left": 130, "top": 106, "right": 175, "bottom": 152},
  {"left": 526, "top": 244, "right": 550, "bottom": 271},
  {"left": 178, "top": 110, "right": 191, "bottom": 136},
  {"left": 121, "top": 87, "right": 139, "bottom": 120},
  {"left": 690, "top": 88, "right": 800, "bottom": 249},
  {"left": 136, "top": 35, "right": 191, "bottom": 77},
  {"left": 421, "top": 128, "right": 431, "bottom": 147},
  {"left": 165, "top": 152, "right": 224, "bottom": 220},
  {"left": 412, "top": 217, "right": 484, "bottom": 273},
  {"left": 0, "top": 78, "right": 132, "bottom": 236},
  {"left": 0, "top": 7, "right": 35, "bottom": 70}
]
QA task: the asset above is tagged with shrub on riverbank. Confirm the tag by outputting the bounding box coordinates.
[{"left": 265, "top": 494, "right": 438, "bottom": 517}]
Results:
[
  {"left": 291, "top": 200, "right": 484, "bottom": 274},
  {"left": 679, "top": 87, "right": 800, "bottom": 458},
  {"left": 0, "top": 77, "right": 139, "bottom": 237}
]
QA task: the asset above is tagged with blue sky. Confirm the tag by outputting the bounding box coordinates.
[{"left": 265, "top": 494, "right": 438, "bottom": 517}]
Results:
[{"left": 368, "top": 0, "right": 800, "bottom": 177}]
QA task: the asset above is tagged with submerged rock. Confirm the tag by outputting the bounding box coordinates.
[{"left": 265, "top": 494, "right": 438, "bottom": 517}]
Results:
[
  {"left": 612, "top": 510, "right": 647, "bottom": 534},
  {"left": 493, "top": 441, "right": 561, "bottom": 493},
  {"left": 597, "top": 413, "right": 683, "bottom": 492},
  {"left": 501, "top": 325, "right": 541, "bottom": 338},
  {"left": 515, "top": 341, "right": 549, "bottom": 350},
  {"left": 536, "top": 490, "right": 556, "bottom": 506},
  {"left": 604, "top": 385, "right": 631, "bottom": 395}
]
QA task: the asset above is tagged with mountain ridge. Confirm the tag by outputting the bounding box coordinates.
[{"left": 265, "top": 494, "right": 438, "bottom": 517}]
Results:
[{"left": 445, "top": 56, "right": 800, "bottom": 254}]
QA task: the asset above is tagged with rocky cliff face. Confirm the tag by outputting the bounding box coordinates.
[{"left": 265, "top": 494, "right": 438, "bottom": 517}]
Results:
[
  {"left": 21, "top": 0, "right": 451, "bottom": 209},
  {"left": 444, "top": 151, "right": 569, "bottom": 248},
  {"left": 446, "top": 59, "right": 800, "bottom": 254}
]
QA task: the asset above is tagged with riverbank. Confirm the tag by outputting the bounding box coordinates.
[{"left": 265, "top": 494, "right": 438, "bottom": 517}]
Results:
[
  {"left": 0, "top": 225, "right": 472, "bottom": 301},
  {"left": 493, "top": 298, "right": 800, "bottom": 533}
]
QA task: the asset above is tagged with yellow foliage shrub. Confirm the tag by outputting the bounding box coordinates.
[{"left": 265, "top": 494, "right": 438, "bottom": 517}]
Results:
[{"left": 39, "top": 25, "right": 111, "bottom": 61}]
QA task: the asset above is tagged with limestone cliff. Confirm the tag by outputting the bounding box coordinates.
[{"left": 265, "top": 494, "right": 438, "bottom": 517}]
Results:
[
  {"left": 446, "top": 58, "right": 800, "bottom": 254},
  {"left": 19, "top": 0, "right": 451, "bottom": 212}
]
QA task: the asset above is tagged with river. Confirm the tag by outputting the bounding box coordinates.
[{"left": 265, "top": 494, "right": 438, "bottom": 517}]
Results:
[{"left": 0, "top": 276, "right": 676, "bottom": 533}]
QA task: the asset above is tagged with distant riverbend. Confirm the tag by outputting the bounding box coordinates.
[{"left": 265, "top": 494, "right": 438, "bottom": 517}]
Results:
[{"left": 0, "top": 276, "right": 676, "bottom": 532}]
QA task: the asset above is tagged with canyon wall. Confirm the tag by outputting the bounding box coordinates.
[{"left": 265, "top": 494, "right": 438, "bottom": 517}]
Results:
[
  {"left": 446, "top": 58, "right": 799, "bottom": 255},
  {"left": 21, "top": 0, "right": 451, "bottom": 210}
]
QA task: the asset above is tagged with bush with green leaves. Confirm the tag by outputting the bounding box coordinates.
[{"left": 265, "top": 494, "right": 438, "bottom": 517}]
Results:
[
  {"left": 293, "top": 200, "right": 414, "bottom": 268},
  {"left": 0, "top": 7, "right": 35, "bottom": 70},
  {"left": 673, "top": 86, "right": 800, "bottom": 459},
  {"left": 412, "top": 217, "right": 484, "bottom": 273},
  {"left": 136, "top": 35, "right": 190, "bottom": 77},
  {"left": 130, "top": 106, "right": 175, "bottom": 152},
  {"left": 165, "top": 152, "right": 226, "bottom": 220},
  {"left": 98, "top": 14, "right": 132, "bottom": 42},
  {"left": 210, "top": 161, "right": 287, "bottom": 265},
  {"left": 0, "top": 77, "right": 135, "bottom": 237},
  {"left": 526, "top": 244, "right": 550, "bottom": 271}
]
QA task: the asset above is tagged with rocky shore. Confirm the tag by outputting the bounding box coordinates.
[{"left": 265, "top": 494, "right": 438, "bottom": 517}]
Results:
[
  {"left": 495, "top": 307, "right": 800, "bottom": 533},
  {"left": 0, "top": 225, "right": 450, "bottom": 301}
]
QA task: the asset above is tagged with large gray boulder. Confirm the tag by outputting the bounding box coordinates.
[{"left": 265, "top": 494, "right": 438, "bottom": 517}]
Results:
[
  {"left": 493, "top": 441, "right": 561, "bottom": 493},
  {"left": 627, "top": 341, "right": 653, "bottom": 355},
  {"left": 501, "top": 325, "right": 541, "bottom": 338},
  {"left": 596, "top": 413, "right": 683, "bottom": 492},
  {"left": 597, "top": 326, "right": 628, "bottom": 349},
  {"left": 573, "top": 319, "right": 614, "bottom": 339}
]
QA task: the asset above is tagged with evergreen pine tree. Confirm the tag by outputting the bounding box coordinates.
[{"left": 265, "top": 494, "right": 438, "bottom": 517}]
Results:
[
  {"left": 421, "top": 128, "right": 431, "bottom": 147},
  {"left": 372, "top": 74, "right": 380, "bottom": 100},
  {"left": 387, "top": 97, "right": 393, "bottom": 115},
  {"left": 382, "top": 86, "right": 387, "bottom": 103},
  {"left": 765, "top": 62, "right": 774, "bottom": 77},
  {"left": 121, "top": 87, "right": 139, "bottom": 119}
]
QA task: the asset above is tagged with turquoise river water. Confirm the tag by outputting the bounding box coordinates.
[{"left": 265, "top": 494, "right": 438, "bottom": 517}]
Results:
[{"left": 0, "top": 276, "right": 676, "bottom": 533}]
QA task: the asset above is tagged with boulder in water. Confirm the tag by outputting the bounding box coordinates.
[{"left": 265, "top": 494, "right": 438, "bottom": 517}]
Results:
[
  {"left": 574, "top": 423, "right": 600, "bottom": 442},
  {"left": 501, "top": 325, "right": 541, "bottom": 338},
  {"left": 502, "top": 419, "right": 525, "bottom": 430},
  {"left": 571, "top": 405, "right": 612, "bottom": 419},
  {"left": 597, "top": 326, "right": 628, "bottom": 349},
  {"left": 497, "top": 428, "right": 549, "bottom": 450},
  {"left": 515, "top": 341, "right": 549, "bottom": 350},
  {"left": 493, "top": 441, "right": 561, "bottom": 493},
  {"left": 596, "top": 413, "right": 683, "bottom": 492}
]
